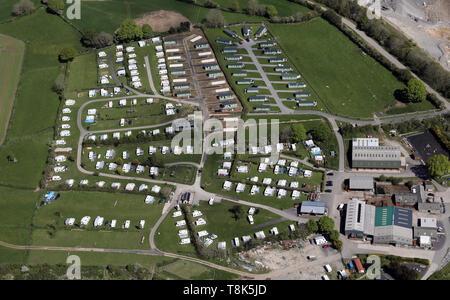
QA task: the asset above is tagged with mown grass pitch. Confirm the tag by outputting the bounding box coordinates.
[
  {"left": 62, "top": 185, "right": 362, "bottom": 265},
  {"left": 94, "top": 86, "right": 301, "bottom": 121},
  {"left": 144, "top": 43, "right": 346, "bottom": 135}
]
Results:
[
  {"left": 268, "top": 18, "right": 434, "bottom": 118},
  {"left": 0, "top": 34, "right": 25, "bottom": 145}
]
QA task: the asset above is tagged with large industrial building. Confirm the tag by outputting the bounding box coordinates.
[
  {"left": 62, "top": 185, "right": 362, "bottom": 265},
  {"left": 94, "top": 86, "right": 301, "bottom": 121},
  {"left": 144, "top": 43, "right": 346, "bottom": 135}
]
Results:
[
  {"left": 351, "top": 138, "right": 405, "bottom": 170},
  {"left": 344, "top": 199, "right": 413, "bottom": 246}
]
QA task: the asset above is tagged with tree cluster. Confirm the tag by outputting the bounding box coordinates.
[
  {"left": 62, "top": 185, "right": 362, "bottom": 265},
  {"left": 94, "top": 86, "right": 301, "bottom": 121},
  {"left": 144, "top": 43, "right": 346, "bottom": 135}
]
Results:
[{"left": 12, "top": 0, "right": 35, "bottom": 16}]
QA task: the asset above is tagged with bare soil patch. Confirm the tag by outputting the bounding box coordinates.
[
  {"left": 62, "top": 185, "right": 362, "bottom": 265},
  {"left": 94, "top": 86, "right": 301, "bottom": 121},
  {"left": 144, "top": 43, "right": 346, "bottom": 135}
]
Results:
[{"left": 135, "top": 10, "right": 190, "bottom": 33}]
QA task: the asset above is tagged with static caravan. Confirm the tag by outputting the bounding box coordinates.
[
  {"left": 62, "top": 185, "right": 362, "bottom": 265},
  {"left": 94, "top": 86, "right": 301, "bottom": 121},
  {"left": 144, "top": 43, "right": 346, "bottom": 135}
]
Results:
[
  {"left": 255, "top": 25, "right": 267, "bottom": 39},
  {"left": 224, "top": 29, "right": 239, "bottom": 39},
  {"left": 220, "top": 101, "right": 238, "bottom": 109},
  {"left": 281, "top": 73, "right": 300, "bottom": 80},
  {"left": 207, "top": 71, "right": 222, "bottom": 78},
  {"left": 269, "top": 57, "right": 286, "bottom": 63},
  {"left": 225, "top": 55, "right": 243, "bottom": 61},
  {"left": 294, "top": 91, "right": 311, "bottom": 98},
  {"left": 254, "top": 105, "right": 271, "bottom": 112},
  {"left": 263, "top": 49, "right": 282, "bottom": 55},
  {"left": 227, "top": 63, "right": 244, "bottom": 69},
  {"left": 190, "top": 35, "right": 202, "bottom": 43},
  {"left": 216, "top": 38, "right": 232, "bottom": 45},
  {"left": 201, "top": 58, "right": 215, "bottom": 63},
  {"left": 248, "top": 95, "right": 268, "bottom": 102},
  {"left": 215, "top": 88, "right": 229, "bottom": 93},
  {"left": 217, "top": 93, "right": 234, "bottom": 100},
  {"left": 211, "top": 80, "right": 226, "bottom": 86},
  {"left": 174, "top": 83, "right": 190, "bottom": 90},
  {"left": 194, "top": 42, "right": 209, "bottom": 49},
  {"left": 222, "top": 47, "right": 237, "bottom": 54},
  {"left": 288, "top": 82, "right": 306, "bottom": 89},
  {"left": 203, "top": 63, "right": 220, "bottom": 71},
  {"left": 232, "top": 71, "right": 247, "bottom": 77},
  {"left": 275, "top": 65, "right": 293, "bottom": 72},
  {"left": 259, "top": 41, "right": 277, "bottom": 48},
  {"left": 198, "top": 51, "right": 212, "bottom": 57},
  {"left": 164, "top": 39, "right": 177, "bottom": 45},
  {"left": 245, "top": 87, "right": 259, "bottom": 93},
  {"left": 176, "top": 91, "right": 191, "bottom": 98},
  {"left": 171, "top": 68, "right": 186, "bottom": 75},
  {"left": 297, "top": 100, "right": 317, "bottom": 107},
  {"left": 236, "top": 79, "right": 254, "bottom": 85}
]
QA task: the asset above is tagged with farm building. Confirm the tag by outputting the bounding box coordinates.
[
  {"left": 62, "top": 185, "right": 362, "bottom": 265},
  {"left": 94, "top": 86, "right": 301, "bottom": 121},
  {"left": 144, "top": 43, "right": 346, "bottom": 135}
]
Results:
[
  {"left": 372, "top": 206, "right": 413, "bottom": 246},
  {"left": 344, "top": 199, "right": 376, "bottom": 238},
  {"left": 351, "top": 139, "right": 404, "bottom": 170},
  {"left": 298, "top": 201, "right": 326, "bottom": 216},
  {"left": 349, "top": 176, "right": 374, "bottom": 191}
]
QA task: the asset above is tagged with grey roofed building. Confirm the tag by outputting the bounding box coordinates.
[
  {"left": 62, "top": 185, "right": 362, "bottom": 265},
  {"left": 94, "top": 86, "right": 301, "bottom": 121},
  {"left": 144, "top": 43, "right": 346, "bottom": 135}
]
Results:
[
  {"left": 351, "top": 143, "right": 404, "bottom": 169},
  {"left": 344, "top": 199, "right": 375, "bottom": 237},
  {"left": 372, "top": 206, "right": 413, "bottom": 246},
  {"left": 373, "top": 225, "right": 413, "bottom": 246},
  {"left": 418, "top": 201, "right": 441, "bottom": 214},
  {"left": 299, "top": 201, "right": 326, "bottom": 215},
  {"left": 413, "top": 227, "right": 438, "bottom": 239},
  {"left": 349, "top": 176, "right": 374, "bottom": 191},
  {"left": 394, "top": 184, "right": 425, "bottom": 206}
]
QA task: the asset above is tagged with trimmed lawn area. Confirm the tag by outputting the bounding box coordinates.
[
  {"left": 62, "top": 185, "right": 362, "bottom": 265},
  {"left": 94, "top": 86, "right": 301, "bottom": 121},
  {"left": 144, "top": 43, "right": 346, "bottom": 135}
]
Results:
[
  {"left": 0, "top": 34, "right": 24, "bottom": 145},
  {"left": 0, "top": 130, "right": 53, "bottom": 187},
  {"left": 66, "top": 52, "right": 98, "bottom": 92},
  {"left": 268, "top": 18, "right": 429, "bottom": 118},
  {"left": 31, "top": 190, "right": 164, "bottom": 250},
  {"left": 0, "top": 186, "right": 37, "bottom": 245},
  {"left": 0, "top": 8, "right": 83, "bottom": 139}
]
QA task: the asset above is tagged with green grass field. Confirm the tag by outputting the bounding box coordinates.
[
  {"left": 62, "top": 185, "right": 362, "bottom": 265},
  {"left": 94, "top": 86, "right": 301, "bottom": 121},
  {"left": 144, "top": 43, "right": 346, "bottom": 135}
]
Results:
[
  {"left": 268, "top": 18, "right": 434, "bottom": 118},
  {"left": 69, "top": 0, "right": 266, "bottom": 34},
  {"left": 31, "top": 190, "right": 164, "bottom": 250},
  {"left": 0, "top": 34, "right": 24, "bottom": 145},
  {"left": 66, "top": 52, "right": 98, "bottom": 92},
  {"left": 0, "top": 186, "right": 37, "bottom": 245}
]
